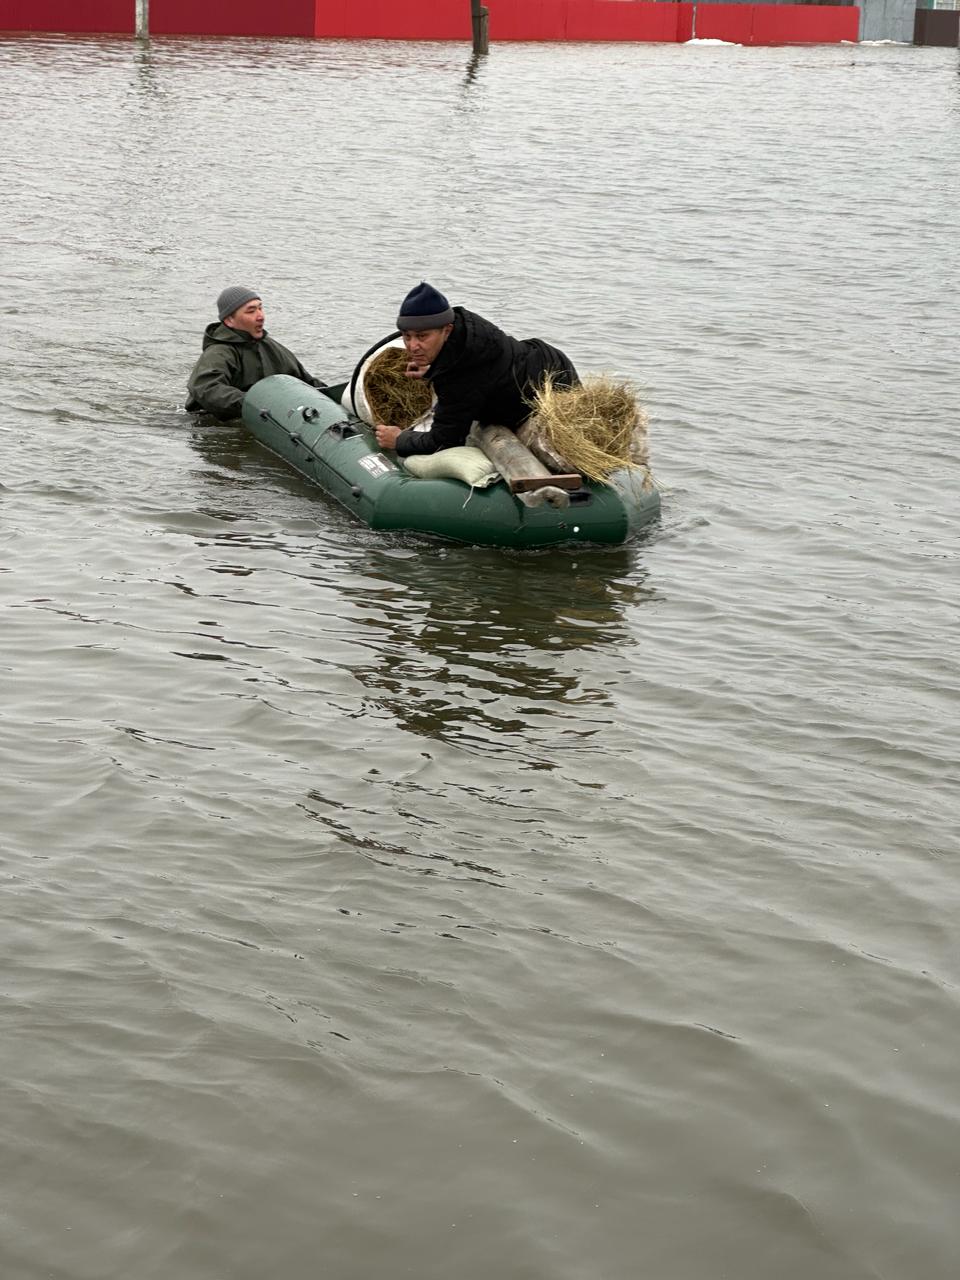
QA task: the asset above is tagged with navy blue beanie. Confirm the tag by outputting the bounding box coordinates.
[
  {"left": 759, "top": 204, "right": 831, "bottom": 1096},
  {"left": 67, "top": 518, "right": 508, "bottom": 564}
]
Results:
[{"left": 396, "top": 282, "right": 455, "bottom": 332}]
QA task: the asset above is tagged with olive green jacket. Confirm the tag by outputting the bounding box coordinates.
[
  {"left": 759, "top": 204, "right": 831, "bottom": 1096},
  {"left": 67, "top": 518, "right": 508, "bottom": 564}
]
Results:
[{"left": 186, "top": 322, "right": 324, "bottom": 419}]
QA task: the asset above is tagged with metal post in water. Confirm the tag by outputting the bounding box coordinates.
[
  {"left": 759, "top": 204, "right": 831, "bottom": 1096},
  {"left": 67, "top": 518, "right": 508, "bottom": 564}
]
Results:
[
  {"left": 135, "top": 0, "right": 149, "bottom": 40},
  {"left": 471, "top": 0, "right": 489, "bottom": 55}
]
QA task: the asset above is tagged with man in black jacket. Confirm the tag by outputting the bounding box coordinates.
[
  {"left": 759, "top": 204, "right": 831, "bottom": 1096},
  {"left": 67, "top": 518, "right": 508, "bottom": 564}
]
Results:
[
  {"left": 374, "top": 283, "right": 578, "bottom": 457},
  {"left": 186, "top": 286, "right": 325, "bottom": 419}
]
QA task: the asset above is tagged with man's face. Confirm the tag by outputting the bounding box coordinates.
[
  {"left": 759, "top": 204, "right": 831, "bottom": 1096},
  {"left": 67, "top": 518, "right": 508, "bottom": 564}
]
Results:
[
  {"left": 224, "top": 298, "right": 265, "bottom": 339},
  {"left": 402, "top": 324, "right": 452, "bottom": 368}
]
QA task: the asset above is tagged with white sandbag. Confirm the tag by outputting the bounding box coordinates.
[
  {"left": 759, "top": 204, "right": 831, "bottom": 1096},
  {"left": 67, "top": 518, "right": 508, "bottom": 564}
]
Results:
[{"left": 402, "top": 447, "right": 500, "bottom": 488}]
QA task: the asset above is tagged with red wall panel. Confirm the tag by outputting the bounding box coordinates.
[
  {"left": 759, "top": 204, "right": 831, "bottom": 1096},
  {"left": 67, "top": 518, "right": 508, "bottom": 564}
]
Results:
[
  {"left": 152, "top": 0, "right": 315, "bottom": 37},
  {"left": 311, "top": 0, "right": 345, "bottom": 37},
  {"left": 313, "top": 0, "right": 470, "bottom": 39},
  {"left": 750, "top": 3, "right": 859, "bottom": 43},
  {"left": 693, "top": 3, "right": 755, "bottom": 43},
  {"left": 488, "top": 0, "right": 569, "bottom": 40},
  {"left": 0, "top": 0, "right": 133, "bottom": 34},
  {"left": 566, "top": 1, "right": 685, "bottom": 42}
]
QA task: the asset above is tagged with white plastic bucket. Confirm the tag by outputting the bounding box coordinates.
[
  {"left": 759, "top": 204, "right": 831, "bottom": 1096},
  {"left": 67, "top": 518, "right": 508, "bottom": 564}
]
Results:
[
  {"left": 341, "top": 334, "right": 405, "bottom": 425},
  {"left": 342, "top": 334, "right": 437, "bottom": 427}
]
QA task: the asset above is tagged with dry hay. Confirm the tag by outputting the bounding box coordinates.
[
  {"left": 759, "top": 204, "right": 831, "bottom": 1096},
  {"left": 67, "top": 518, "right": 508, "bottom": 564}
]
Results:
[
  {"left": 362, "top": 345, "right": 434, "bottom": 428},
  {"left": 527, "top": 375, "right": 651, "bottom": 483}
]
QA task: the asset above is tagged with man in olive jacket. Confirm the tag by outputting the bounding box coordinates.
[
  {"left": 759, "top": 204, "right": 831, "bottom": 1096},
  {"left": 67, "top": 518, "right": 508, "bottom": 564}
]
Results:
[
  {"left": 374, "top": 282, "right": 578, "bottom": 458},
  {"left": 186, "top": 286, "right": 325, "bottom": 419}
]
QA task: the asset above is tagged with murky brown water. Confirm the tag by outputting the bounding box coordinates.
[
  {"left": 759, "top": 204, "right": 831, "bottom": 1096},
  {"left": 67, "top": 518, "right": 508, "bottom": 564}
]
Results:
[{"left": 2, "top": 32, "right": 959, "bottom": 1280}]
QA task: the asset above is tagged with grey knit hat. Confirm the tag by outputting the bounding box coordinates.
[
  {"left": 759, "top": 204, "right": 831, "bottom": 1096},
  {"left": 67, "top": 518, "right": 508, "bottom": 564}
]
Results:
[{"left": 217, "top": 286, "right": 260, "bottom": 322}]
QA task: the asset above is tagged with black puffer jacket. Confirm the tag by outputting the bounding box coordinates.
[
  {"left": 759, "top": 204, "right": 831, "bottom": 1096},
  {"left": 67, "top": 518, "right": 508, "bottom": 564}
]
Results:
[
  {"left": 186, "top": 322, "right": 324, "bottom": 420},
  {"left": 395, "top": 308, "right": 578, "bottom": 457}
]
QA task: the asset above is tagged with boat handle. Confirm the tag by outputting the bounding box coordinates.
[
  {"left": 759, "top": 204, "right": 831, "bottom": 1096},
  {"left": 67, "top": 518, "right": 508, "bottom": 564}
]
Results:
[{"left": 327, "top": 421, "right": 360, "bottom": 440}]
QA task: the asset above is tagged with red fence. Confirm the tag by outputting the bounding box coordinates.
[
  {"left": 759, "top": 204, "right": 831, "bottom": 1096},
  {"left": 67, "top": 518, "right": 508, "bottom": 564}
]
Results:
[
  {"left": 483, "top": 1, "right": 690, "bottom": 42},
  {"left": 694, "top": 2, "right": 859, "bottom": 43},
  {"left": 0, "top": 0, "right": 862, "bottom": 46},
  {"left": 312, "top": 0, "right": 469, "bottom": 39},
  {"left": 0, "top": 0, "right": 134, "bottom": 33},
  {"left": 153, "top": 0, "right": 315, "bottom": 37}
]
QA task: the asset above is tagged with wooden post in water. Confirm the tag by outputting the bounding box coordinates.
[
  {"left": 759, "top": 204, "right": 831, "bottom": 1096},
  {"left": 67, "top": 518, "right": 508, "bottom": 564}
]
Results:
[
  {"left": 135, "top": 0, "right": 149, "bottom": 39},
  {"left": 471, "top": 0, "right": 489, "bottom": 55}
]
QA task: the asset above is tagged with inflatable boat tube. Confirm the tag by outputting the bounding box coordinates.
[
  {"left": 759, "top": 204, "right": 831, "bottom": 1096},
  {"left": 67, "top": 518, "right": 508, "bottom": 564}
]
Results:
[{"left": 242, "top": 375, "right": 660, "bottom": 549}]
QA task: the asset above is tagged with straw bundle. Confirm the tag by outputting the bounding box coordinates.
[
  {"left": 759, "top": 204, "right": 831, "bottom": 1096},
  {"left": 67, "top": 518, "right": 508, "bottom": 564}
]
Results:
[
  {"left": 362, "top": 345, "right": 434, "bottom": 428},
  {"left": 527, "top": 375, "right": 650, "bottom": 483}
]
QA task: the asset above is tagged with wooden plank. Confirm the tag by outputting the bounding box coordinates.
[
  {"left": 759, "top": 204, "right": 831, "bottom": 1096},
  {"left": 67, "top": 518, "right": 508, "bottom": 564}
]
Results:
[{"left": 510, "top": 473, "right": 583, "bottom": 493}]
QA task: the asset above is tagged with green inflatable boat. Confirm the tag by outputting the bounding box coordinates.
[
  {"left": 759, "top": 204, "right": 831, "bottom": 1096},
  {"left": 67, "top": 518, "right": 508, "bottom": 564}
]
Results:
[{"left": 241, "top": 373, "right": 660, "bottom": 549}]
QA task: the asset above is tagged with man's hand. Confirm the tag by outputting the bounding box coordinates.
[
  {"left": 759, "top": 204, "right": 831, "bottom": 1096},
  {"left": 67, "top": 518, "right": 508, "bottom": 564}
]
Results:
[
  {"left": 375, "top": 423, "right": 402, "bottom": 450},
  {"left": 405, "top": 361, "right": 428, "bottom": 380}
]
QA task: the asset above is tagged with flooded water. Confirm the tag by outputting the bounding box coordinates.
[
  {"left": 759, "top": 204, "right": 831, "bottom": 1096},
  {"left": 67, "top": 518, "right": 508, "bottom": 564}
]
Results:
[{"left": 2, "top": 30, "right": 959, "bottom": 1280}]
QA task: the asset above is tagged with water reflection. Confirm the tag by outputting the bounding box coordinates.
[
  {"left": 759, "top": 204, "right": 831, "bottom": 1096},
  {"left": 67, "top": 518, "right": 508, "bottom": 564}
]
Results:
[
  {"left": 341, "top": 547, "right": 658, "bottom": 757},
  {"left": 461, "top": 51, "right": 487, "bottom": 90},
  {"left": 187, "top": 417, "right": 328, "bottom": 504},
  {"left": 129, "top": 38, "right": 162, "bottom": 98},
  {"left": 188, "top": 417, "right": 261, "bottom": 473}
]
